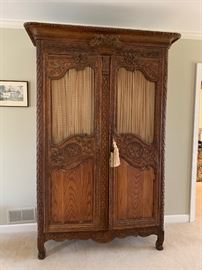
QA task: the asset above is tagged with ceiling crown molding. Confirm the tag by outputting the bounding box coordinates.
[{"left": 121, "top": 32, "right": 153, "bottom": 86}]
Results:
[
  {"left": 0, "top": 19, "right": 202, "bottom": 40},
  {"left": 0, "top": 20, "right": 24, "bottom": 29},
  {"left": 181, "top": 31, "right": 202, "bottom": 40}
]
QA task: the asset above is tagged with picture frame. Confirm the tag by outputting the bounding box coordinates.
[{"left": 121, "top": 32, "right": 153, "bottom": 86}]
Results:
[{"left": 0, "top": 80, "right": 28, "bottom": 107}]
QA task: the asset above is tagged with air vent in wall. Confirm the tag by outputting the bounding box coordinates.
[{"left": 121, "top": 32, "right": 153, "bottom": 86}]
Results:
[{"left": 8, "top": 208, "right": 36, "bottom": 224}]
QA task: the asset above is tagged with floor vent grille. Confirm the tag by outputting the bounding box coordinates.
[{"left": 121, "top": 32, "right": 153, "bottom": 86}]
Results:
[{"left": 8, "top": 208, "right": 36, "bottom": 224}]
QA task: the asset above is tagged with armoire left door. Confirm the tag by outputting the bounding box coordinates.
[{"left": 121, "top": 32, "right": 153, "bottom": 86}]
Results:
[{"left": 43, "top": 52, "right": 109, "bottom": 233}]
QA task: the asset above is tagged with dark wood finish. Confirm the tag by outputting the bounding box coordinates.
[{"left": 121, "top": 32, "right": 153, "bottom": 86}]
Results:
[{"left": 24, "top": 22, "right": 180, "bottom": 259}]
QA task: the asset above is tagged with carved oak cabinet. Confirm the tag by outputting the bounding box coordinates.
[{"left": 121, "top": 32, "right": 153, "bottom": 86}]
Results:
[{"left": 24, "top": 22, "right": 180, "bottom": 259}]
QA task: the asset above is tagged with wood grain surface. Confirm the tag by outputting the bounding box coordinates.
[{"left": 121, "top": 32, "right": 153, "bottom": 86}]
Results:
[
  {"left": 50, "top": 159, "right": 93, "bottom": 225},
  {"left": 112, "top": 159, "right": 155, "bottom": 228}
]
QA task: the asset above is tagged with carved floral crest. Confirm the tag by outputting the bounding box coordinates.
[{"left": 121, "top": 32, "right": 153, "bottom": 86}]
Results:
[{"left": 89, "top": 34, "right": 121, "bottom": 47}]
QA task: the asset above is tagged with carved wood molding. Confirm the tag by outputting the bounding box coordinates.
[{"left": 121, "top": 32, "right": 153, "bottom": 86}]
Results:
[
  {"left": 118, "top": 54, "right": 159, "bottom": 82},
  {"left": 120, "top": 48, "right": 162, "bottom": 60},
  {"left": 114, "top": 134, "right": 158, "bottom": 169},
  {"left": 25, "top": 22, "right": 180, "bottom": 48},
  {"left": 36, "top": 40, "right": 45, "bottom": 243},
  {"left": 42, "top": 42, "right": 90, "bottom": 54},
  {"left": 45, "top": 226, "right": 159, "bottom": 243},
  {"left": 159, "top": 49, "right": 168, "bottom": 231},
  {"left": 47, "top": 58, "right": 68, "bottom": 77},
  {"left": 46, "top": 53, "right": 92, "bottom": 78},
  {"left": 99, "top": 56, "right": 111, "bottom": 227},
  {"left": 43, "top": 41, "right": 162, "bottom": 62},
  {"left": 49, "top": 136, "right": 95, "bottom": 170}
]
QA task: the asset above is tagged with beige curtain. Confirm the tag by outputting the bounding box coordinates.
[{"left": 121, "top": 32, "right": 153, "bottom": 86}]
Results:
[
  {"left": 117, "top": 68, "right": 155, "bottom": 143},
  {"left": 51, "top": 67, "right": 94, "bottom": 144}
]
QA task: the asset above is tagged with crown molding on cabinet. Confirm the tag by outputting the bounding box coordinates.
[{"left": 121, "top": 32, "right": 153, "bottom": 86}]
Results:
[{"left": 0, "top": 20, "right": 201, "bottom": 40}]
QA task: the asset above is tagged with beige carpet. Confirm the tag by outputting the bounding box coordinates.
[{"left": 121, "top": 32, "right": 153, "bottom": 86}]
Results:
[{"left": 0, "top": 183, "right": 201, "bottom": 270}]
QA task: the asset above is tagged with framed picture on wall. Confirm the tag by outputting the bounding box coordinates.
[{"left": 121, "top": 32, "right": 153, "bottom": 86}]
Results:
[{"left": 0, "top": 80, "right": 28, "bottom": 107}]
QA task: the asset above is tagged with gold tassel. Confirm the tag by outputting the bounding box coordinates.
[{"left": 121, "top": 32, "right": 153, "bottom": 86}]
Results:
[{"left": 110, "top": 139, "right": 120, "bottom": 168}]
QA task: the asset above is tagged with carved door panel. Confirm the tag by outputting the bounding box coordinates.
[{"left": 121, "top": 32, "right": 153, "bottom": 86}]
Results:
[
  {"left": 110, "top": 55, "right": 161, "bottom": 229},
  {"left": 45, "top": 54, "right": 109, "bottom": 232}
]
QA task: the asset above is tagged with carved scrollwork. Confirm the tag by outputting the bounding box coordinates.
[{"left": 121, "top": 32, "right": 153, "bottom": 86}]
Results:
[
  {"left": 115, "top": 134, "right": 158, "bottom": 169},
  {"left": 65, "top": 143, "right": 82, "bottom": 157},
  {"left": 127, "top": 142, "right": 144, "bottom": 159},
  {"left": 47, "top": 53, "right": 90, "bottom": 78},
  {"left": 51, "top": 143, "right": 82, "bottom": 166},
  {"left": 89, "top": 34, "right": 121, "bottom": 47},
  {"left": 47, "top": 58, "right": 69, "bottom": 77},
  {"left": 140, "top": 61, "right": 159, "bottom": 81},
  {"left": 73, "top": 53, "right": 88, "bottom": 65},
  {"left": 119, "top": 54, "right": 159, "bottom": 81},
  {"left": 50, "top": 136, "right": 95, "bottom": 169},
  {"left": 122, "top": 51, "right": 138, "bottom": 66},
  {"left": 45, "top": 227, "right": 159, "bottom": 243}
]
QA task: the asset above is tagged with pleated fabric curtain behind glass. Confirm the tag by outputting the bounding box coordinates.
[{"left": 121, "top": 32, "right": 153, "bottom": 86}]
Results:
[
  {"left": 117, "top": 68, "right": 155, "bottom": 144},
  {"left": 51, "top": 67, "right": 95, "bottom": 144}
]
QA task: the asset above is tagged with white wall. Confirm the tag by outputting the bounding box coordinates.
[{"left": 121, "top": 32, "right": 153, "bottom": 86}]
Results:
[
  {"left": 0, "top": 28, "right": 36, "bottom": 224},
  {"left": 166, "top": 39, "right": 202, "bottom": 215},
  {"left": 0, "top": 28, "right": 202, "bottom": 224},
  {"left": 199, "top": 88, "right": 202, "bottom": 129}
]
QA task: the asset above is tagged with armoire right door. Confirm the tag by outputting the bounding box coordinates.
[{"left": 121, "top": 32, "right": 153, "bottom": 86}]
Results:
[{"left": 110, "top": 54, "right": 162, "bottom": 229}]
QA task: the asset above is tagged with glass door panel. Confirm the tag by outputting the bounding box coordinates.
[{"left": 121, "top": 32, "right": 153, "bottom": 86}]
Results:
[{"left": 117, "top": 68, "right": 155, "bottom": 144}]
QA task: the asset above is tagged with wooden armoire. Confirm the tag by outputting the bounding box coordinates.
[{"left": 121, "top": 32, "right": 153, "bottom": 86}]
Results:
[{"left": 25, "top": 22, "right": 180, "bottom": 259}]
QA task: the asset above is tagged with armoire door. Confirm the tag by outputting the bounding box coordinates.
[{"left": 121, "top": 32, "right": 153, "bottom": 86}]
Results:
[
  {"left": 44, "top": 53, "right": 109, "bottom": 232},
  {"left": 110, "top": 55, "right": 162, "bottom": 229}
]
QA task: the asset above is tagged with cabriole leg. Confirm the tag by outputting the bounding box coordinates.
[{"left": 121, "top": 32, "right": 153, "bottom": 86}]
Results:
[
  {"left": 156, "top": 230, "right": 164, "bottom": 250},
  {"left": 37, "top": 235, "right": 46, "bottom": 259}
]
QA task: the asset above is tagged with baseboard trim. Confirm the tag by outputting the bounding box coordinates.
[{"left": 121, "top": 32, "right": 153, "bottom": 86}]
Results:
[
  {"left": 164, "top": 214, "right": 190, "bottom": 224},
  {"left": 0, "top": 215, "right": 189, "bottom": 233},
  {"left": 0, "top": 223, "right": 37, "bottom": 233}
]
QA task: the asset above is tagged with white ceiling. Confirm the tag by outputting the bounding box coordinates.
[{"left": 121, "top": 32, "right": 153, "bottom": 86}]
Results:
[{"left": 0, "top": 0, "right": 202, "bottom": 39}]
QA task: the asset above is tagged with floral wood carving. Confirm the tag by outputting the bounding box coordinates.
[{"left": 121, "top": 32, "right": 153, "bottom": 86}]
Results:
[
  {"left": 114, "top": 134, "right": 158, "bottom": 169},
  {"left": 119, "top": 55, "right": 159, "bottom": 81},
  {"left": 127, "top": 142, "right": 144, "bottom": 159},
  {"left": 50, "top": 136, "right": 95, "bottom": 169},
  {"left": 140, "top": 61, "right": 159, "bottom": 81},
  {"left": 47, "top": 53, "right": 90, "bottom": 78},
  {"left": 123, "top": 51, "right": 138, "bottom": 66},
  {"left": 73, "top": 53, "right": 88, "bottom": 65},
  {"left": 89, "top": 34, "right": 121, "bottom": 47},
  {"left": 47, "top": 58, "right": 68, "bottom": 77}
]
